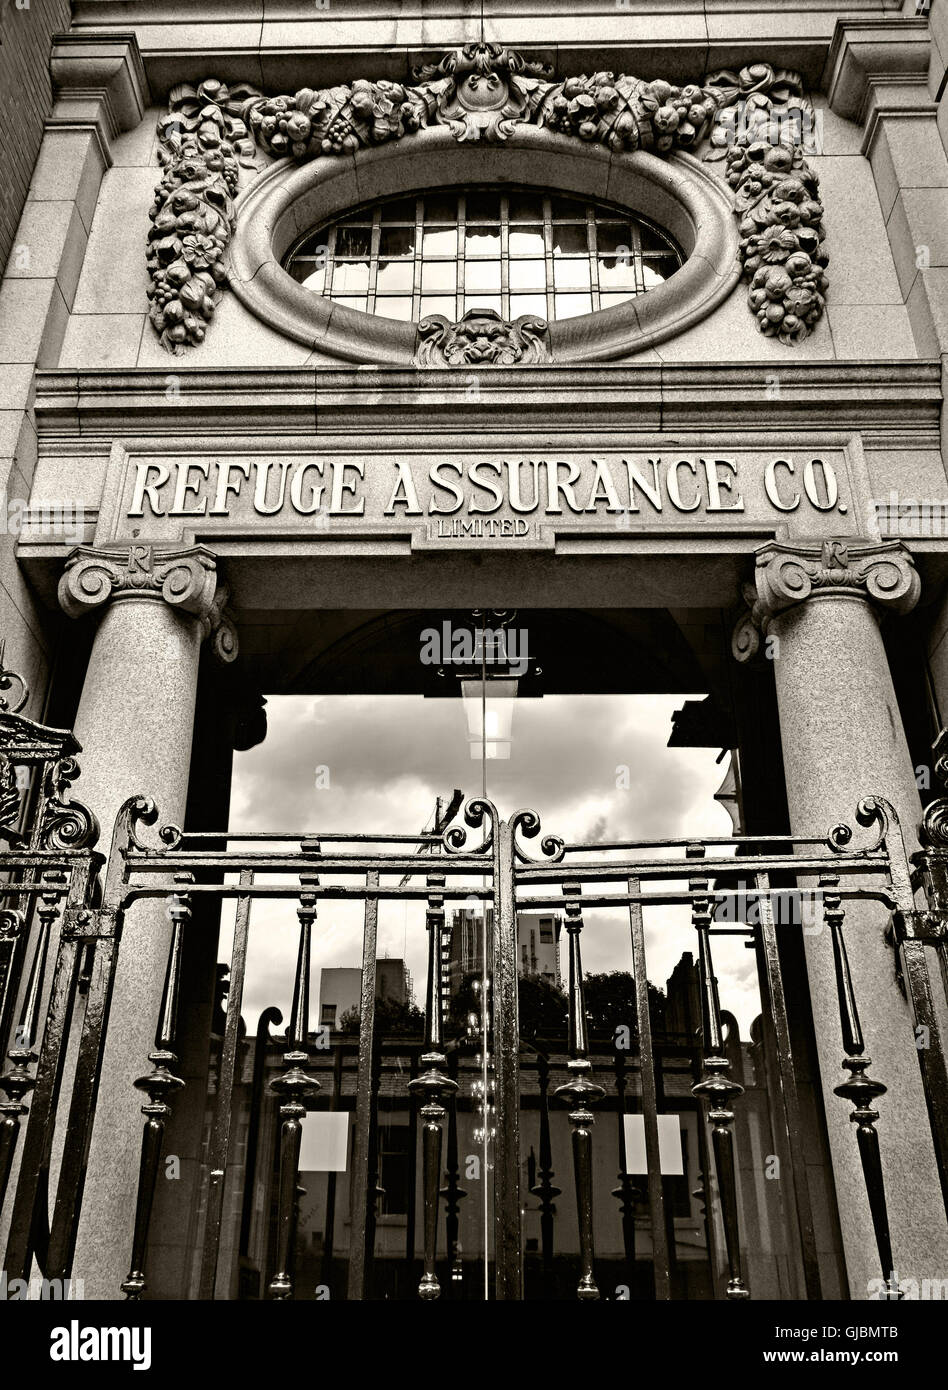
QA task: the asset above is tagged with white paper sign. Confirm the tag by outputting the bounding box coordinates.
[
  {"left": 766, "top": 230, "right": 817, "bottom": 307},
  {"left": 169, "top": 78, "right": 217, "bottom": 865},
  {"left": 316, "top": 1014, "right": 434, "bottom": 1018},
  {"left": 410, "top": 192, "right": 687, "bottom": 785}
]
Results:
[
  {"left": 623, "top": 1114, "right": 684, "bottom": 1176},
  {"left": 298, "top": 1112, "right": 349, "bottom": 1172}
]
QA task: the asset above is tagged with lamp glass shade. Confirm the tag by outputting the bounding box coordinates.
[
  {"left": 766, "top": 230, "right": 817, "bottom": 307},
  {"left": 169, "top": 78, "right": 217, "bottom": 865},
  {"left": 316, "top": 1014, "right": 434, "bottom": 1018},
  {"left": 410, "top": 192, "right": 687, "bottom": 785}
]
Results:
[{"left": 460, "top": 677, "right": 518, "bottom": 759}]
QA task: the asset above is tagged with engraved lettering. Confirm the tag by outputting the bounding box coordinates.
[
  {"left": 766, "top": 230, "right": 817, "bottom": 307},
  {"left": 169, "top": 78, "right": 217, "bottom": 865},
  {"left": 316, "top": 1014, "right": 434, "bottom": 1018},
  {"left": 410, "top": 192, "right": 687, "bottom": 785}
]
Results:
[
  {"left": 290, "top": 462, "right": 325, "bottom": 515},
  {"left": 702, "top": 458, "right": 744, "bottom": 512},
  {"left": 170, "top": 461, "right": 209, "bottom": 516},
  {"left": 385, "top": 461, "right": 423, "bottom": 515},
  {"left": 666, "top": 459, "right": 701, "bottom": 512},
  {"left": 254, "top": 460, "right": 292, "bottom": 515},
  {"left": 764, "top": 458, "right": 799, "bottom": 512},
  {"left": 428, "top": 460, "right": 465, "bottom": 514},
  {"left": 210, "top": 460, "right": 251, "bottom": 516},
  {"left": 129, "top": 462, "right": 170, "bottom": 517},
  {"left": 330, "top": 461, "right": 365, "bottom": 515}
]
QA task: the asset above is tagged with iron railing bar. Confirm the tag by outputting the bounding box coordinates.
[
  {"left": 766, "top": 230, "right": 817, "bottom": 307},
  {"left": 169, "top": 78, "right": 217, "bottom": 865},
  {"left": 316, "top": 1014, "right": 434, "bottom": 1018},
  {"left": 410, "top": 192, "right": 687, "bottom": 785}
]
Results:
[
  {"left": 689, "top": 851, "right": 750, "bottom": 1301},
  {"left": 4, "top": 855, "right": 99, "bottom": 1280},
  {"left": 0, "top": 857, "right": 104, "bottom": 876},
  {"left": 753, "top": 871, "right": 823, "bottom": 1299},
  {"left": 110, "top": 883, "right": 900, "bottom": 913},
  {"left": 404, "top": 1054, "right": 419, "bottom": 1278},
  {"left": 0, "top": 907, "right": 26, "bottom": 1107},
  {"left": 409, "top": 867, "right": 456, "bottom": 1301},
  {"left": 3, "top": 947, "right": 79, "bottom": 1275},
  {"left": 46, "top": 930, "right": 120, "bottom": 1279},
  {"left": 347, "top": 871, "right": 379, "bottom": 1301},
  {"left": 0, "top": 852, "right": 896, "bottom": 879},
  {"left": 0, "top": 873, "right": 64, "bottom": 1212},
  {"left": 822, "top": 871, "right": 897, "bottom": 1294},
  {"left": 652, "top": 1036, "right": 683, "bottom": 1296},
  {"left": 321, "top": 1043, "right": 344, "bottom": 1291},
  {"left": 237, "top": 1005, "right": 283, "bottom": 1275},
  {"left": 198, "top": 868, "right": 254, "bottom": 1300},
  {"left": 156, "top": 831, "right": 864, "bottom": 851},
  {"left": 897, "top": 938, "right": 948, "bottom": 1218},
  {"left": 515, "top": 853, "right": 892, "bottom": 880},
  {"left": 268, "top": 872, "right": 320, "bottom": 1299},
  {"left": 559, "top": 834, "right": 851, "bottom": 851},
  {"left": 123, "top": 851, "right": 490, "bottom": 872},
  {"left": 905, "top": 823, "right": 948, "bottom": 1220},
  {"left": 628, "top": 879, "right": 672, "bottom": 1300},
  {"left": 119, "top": 883, "right": 496, "bottom": 906},
  {"left": 121, "top": 874, "right": 192, "bottom": 1299},
  {"left": 0, "top": 878, "right": 89, "bottom": 900},
  {"left": 486, "top": 811, "right": 525, "bottom": 1301},
  {"left": 493, "top": 813, "right": 524, "bottom": 1301},
  {"left": 122, "top": 850, "right": 890, "bottom": 877},
  {"left": 610, "top": 1054, "right": 636, "bottom": 1291},
  {"left": 554, "top": 881, "right": 604, "bottom": 1300},
  {"left": 441, "top": 1050, "right": 465, "bottom": 1294},
  {"left": 158, "top": 831, "right": 447, "bottom": 845},
  {"left": 516, "top": 887, "right": 898, "bottom": 911},
  {"left": 116, "top": 879, "right": 895, "bottom": 902}
]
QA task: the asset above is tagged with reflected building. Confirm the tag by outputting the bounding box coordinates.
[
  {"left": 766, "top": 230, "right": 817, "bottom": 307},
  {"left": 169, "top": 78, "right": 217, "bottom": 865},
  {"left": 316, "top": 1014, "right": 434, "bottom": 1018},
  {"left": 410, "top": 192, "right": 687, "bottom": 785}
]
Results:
[
  {"left": 318, "top": 959, "right": 413, "bottom": 1030},
  {"left": 197, "top": 947, "right": 821, "bottom": 1301},
  {"left": 444, "top": 909, "right": 563, "bottom": 1007}
]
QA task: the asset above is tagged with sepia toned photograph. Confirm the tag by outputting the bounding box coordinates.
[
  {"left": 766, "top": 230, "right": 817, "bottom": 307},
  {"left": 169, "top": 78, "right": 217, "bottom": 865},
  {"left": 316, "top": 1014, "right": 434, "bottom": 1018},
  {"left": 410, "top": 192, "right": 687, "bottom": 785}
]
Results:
[{"left": 0, "top": 0, "right": 946, "bottom": 1368}]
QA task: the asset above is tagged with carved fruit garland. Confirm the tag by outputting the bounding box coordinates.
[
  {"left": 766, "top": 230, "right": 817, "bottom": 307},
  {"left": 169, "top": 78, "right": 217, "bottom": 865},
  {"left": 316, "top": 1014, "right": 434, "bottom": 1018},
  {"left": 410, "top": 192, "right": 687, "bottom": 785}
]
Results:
[
  {"left": 706, "top": 80, "right": 827, "bottom": 346},
  {"left": 148, "top": 80, "right": 262, "bottom": 355},
  {"left": 147, "top": 49, "right": 827, "bottom": 355}
]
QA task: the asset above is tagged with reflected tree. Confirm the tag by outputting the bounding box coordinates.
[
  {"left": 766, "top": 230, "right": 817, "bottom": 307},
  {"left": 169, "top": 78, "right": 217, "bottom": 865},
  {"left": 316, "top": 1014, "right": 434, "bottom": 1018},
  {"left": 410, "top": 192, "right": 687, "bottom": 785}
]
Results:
[{"left": 339, "top": 998, "right": 425, "bottom": 1037}]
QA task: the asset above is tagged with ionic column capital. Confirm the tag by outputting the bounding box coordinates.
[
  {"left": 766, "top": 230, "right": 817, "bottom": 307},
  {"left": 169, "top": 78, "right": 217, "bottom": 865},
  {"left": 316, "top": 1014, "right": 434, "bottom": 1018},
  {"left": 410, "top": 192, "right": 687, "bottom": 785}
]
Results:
[
  {"left": 58, "top": 544, "right": 237, "bottom": 662},
  {"left": 732, "top": 538, "right": 920, "bottom": 663}
]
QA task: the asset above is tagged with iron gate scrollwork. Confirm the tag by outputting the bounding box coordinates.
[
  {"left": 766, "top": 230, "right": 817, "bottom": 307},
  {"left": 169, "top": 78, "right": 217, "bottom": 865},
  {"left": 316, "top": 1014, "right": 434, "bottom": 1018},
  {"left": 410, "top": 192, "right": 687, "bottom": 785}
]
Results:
[{"left": 3, "top": 676, "right": 948, "bottom": 1298}]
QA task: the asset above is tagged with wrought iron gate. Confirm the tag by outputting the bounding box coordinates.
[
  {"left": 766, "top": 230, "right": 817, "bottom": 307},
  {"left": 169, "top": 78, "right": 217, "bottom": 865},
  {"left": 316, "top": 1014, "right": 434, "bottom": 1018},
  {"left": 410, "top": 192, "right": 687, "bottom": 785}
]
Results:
[{"left": 2, "top": 677, "right": 948, "bottom": 1299}]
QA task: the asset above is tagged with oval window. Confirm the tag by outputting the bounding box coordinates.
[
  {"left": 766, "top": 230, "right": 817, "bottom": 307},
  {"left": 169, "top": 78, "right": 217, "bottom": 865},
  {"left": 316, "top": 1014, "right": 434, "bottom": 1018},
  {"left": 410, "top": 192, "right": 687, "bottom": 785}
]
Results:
[{"left": 283, "top": 186, "right": 683, "bottom": 324}]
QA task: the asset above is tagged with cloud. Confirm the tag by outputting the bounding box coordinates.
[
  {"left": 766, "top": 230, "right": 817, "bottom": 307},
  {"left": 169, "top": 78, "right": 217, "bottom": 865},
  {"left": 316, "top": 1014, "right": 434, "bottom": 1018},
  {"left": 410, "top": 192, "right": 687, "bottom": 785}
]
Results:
[{"left": 225, "top": 693, "right": 759, "bottom": 1034}]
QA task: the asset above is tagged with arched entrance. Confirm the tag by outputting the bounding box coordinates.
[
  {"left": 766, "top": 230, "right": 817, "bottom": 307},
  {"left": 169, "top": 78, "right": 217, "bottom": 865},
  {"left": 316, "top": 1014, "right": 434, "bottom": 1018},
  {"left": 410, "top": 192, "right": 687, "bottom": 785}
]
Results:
[{"left": 134, "top": 603, "right": 845, "bottom": 1301}]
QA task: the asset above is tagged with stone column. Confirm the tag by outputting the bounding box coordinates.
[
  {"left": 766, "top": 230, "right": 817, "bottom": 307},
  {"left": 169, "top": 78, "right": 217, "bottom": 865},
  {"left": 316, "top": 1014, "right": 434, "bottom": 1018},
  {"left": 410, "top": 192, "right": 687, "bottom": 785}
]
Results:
[
  {"left": 734, "top": 537, "right": 948, "bottom": 1297},
  {"left": 57, "top": 542, "right": 236, "bottom": 1298}
]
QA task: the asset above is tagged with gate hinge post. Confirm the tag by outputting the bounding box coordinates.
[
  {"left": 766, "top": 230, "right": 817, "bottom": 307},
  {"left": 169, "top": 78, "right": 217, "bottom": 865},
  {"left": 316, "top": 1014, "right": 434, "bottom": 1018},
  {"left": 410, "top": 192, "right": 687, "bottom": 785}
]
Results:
[
  {"left": 891, "top": 908, "right": 948, "bottom": 946},
  {"left": 61, "top": 907, "right": 121, "bottom": 942}
]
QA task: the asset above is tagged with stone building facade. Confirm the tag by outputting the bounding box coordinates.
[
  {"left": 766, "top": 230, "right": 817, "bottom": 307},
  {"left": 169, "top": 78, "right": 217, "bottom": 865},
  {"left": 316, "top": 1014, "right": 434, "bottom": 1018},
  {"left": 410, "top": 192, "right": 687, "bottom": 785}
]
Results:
[{"left": 3, "top": 0, "right": 948, "bottom": 1303}]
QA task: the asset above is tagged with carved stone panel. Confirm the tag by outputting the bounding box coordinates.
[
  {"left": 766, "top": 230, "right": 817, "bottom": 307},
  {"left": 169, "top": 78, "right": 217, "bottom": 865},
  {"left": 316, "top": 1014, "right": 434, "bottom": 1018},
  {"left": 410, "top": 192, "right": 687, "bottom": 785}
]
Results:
[
  {"left": 146, "top": 47, "right": 826, "bottom": 355},
  {"left": 414, "top": 309, "right": 550, "bottom": 367}
]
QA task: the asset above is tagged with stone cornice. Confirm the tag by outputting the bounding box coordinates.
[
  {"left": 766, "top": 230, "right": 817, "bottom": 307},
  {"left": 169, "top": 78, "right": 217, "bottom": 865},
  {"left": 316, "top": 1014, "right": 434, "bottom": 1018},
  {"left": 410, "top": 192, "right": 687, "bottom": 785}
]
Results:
[
  {"left": 49, "top": 31, "right": 149, "bottom": 145},
  {"left": 732, "top": 537, "right": 921, "bottom": 661},
  {"left": 69, "top": 3, "right": 903, "bottom": 94},
  {"left": 58, "top": 543, "right": 238, "bottom": 660},
  {"left": 29, "top": 363, "right": 943, "bottom": 441},
  {"left": 824, "top": 17, "right": 931, "bottom": 124}
]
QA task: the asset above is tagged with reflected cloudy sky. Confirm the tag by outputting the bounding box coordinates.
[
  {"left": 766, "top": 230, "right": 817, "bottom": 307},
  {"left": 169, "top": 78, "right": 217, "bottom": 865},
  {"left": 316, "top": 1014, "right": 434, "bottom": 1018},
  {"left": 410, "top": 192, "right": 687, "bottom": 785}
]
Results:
[{"left": 225, "top": 692, "right": 761, "bottom": 1035}]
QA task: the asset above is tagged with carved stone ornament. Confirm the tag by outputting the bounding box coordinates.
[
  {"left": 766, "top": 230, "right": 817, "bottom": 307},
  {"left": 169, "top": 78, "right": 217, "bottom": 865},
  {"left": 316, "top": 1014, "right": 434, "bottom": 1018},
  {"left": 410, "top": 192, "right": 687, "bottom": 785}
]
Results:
[
  {"left": 147, "top": 79, "right": 261, "bottom": 353},
  {"left": 732, "top": 539, "right": 921, "bottom": 662},
  {"left": 707, "top": 85, "right": 827, "bottom": 346},
  {"left": 148, "top": 49, "right": 826, "bottom": 355},
  {"left": 414, "top": 307, "right": 550, "bottom": 367},
  {"left": 58, "top": 544, "right": 238, "bottom": 662}
]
